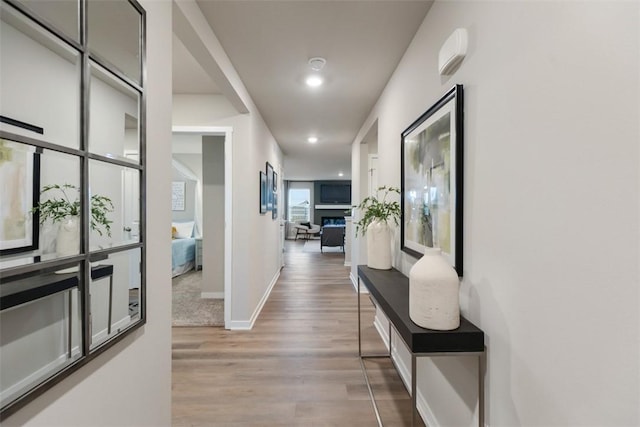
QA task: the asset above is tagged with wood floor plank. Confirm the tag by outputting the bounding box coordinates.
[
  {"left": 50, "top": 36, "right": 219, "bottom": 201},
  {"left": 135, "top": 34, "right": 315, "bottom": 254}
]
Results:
[{"left": 172, "top": 240, "right": 423, "bottom": 426}]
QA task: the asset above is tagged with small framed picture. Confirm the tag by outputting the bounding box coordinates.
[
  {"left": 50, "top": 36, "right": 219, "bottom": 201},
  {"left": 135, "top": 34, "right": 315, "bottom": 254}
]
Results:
[
  {"left": 259, "top": 171, "right": 267, "bottom": 214},
  {"left": 266, "top": 162, "right": 274, "bottom": 210}
]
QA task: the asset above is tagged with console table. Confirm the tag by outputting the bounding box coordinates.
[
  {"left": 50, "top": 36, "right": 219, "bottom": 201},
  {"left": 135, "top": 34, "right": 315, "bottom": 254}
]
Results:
[
  {"left": 1, "top": 265, "right": 114, "bottom": 355},
  {"left": 357, "top": 266, "right": 485, "bottom": 427}
]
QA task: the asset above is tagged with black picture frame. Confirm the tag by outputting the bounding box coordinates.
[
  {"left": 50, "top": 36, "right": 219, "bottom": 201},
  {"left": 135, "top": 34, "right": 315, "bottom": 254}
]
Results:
[
  {"left": 259, "top": 171, "right": 267, "bottom": 214},
  {"left": 266, "top": 162, "right": 274, "bottom": 211},
  {"left": 272, "top": 170, "right": 278, "bottom": 192},
  {"left": 0, "top": 115, "right": 44, "bottom": 135},
  {"left": 401, "top": 84, "right": 464, "bottom": 276},
  {"left": 0, "top": 137, "right": 41, "bottom": 255}
]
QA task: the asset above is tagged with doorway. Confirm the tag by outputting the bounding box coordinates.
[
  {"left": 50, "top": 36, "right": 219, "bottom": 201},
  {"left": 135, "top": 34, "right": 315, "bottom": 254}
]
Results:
[{"left": 172, "top": 126, "right": 233, "bottom": 328}]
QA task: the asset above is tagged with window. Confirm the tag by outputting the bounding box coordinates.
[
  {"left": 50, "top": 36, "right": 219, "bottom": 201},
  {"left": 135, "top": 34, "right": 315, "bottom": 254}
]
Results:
[{"left": 288, "top": 189, "right": 310, "bottom": 222}]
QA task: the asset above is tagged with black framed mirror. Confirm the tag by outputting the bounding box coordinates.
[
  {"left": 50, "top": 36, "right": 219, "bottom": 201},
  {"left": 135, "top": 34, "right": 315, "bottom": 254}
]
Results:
[{"left": 0, "top": 0, "right": 146, "bottom": 419}]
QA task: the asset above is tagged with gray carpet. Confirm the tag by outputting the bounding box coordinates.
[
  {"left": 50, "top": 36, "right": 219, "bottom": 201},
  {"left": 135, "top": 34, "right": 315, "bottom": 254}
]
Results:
[{"left": 172, "top": 270, "right": 224, "bottom": 327}]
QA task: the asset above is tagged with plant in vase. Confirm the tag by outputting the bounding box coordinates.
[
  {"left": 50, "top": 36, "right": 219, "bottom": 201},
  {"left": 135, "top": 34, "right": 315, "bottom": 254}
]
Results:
[
  {"left": 33, "top": 184, "right": 114, "bottom": 256},
  {"left": 354, "top": 186, "right": 401, "bottom": 270}
]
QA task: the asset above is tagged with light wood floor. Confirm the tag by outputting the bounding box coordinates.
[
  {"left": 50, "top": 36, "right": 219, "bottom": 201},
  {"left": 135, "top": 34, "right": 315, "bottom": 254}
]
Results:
[{"left": 172, "top": 240, "right": 424, "bottom": 426}]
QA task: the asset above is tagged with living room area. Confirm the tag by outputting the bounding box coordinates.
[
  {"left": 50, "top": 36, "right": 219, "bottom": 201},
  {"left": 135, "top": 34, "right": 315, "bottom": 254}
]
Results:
[{"left": 285, "top": 180, "right": 352, "bottom": 255}]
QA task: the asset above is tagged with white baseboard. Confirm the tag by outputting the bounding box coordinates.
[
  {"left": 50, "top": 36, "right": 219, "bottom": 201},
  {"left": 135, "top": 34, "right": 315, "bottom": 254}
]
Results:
[
  {"left": 350, "top": 272, "right": 369, "bottom": 294},
  {"left": 0, "top": 345, "right": 81, "bottom": 403},
  {"left": 227, "top": 269, "right": 280, "bottom": 330},
  {"left": 226, "top": 319, "right": 252, "bottom": 330},
  {"left": 92, "top": 316, "right": 132, "bottom": 344},
  {"left": 201, "top": 292, "right": 224, "bottom": 299},
  {"left": 372, "top": 310, "right": 438, "bottom": 427}
]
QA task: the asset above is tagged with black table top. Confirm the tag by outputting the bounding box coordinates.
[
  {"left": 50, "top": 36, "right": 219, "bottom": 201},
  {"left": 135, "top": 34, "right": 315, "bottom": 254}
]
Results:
[
  {"left": 358, "top": 265, "right": 484, "bottom": 353},
  {"left": 1, "top": 264, "right": 114, "bottom": 311}
]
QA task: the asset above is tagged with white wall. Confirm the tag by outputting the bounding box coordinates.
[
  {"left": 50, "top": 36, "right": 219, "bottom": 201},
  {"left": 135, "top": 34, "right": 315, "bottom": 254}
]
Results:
[
  {"left": 172, "top": 138, "right": 203, "bottom": 231},
  {"left": 350, "top": 142, "right": 362, "bottom": 287},
  {"left": 352, "top": 1, "right": 640, "bottom": 426},
  {"left": 172, "top": 0, "right": 284, "bottom": 327},
  {"left": 4, "top": 1, "right": 173, "bottom": 424},
  {"left": 0, "top": 15, "right": 79, "bottom": 148},
  {"left": 173, "top": 101, "right": 284, "bottom": 327}
]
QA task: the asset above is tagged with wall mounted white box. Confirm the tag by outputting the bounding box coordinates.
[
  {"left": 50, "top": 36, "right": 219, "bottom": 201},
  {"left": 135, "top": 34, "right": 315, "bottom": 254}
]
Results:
[{"left": 438, "top": 28, "right": 468, "bottom": 75}]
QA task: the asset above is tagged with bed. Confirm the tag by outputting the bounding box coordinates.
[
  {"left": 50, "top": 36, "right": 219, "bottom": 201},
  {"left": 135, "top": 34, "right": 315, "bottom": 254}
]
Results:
[
  {"left": 172, "top": 238, "right": 195, "bottom": 277},
  {"left": 172, "top": 221, "right": 196, "bottom": 278}
]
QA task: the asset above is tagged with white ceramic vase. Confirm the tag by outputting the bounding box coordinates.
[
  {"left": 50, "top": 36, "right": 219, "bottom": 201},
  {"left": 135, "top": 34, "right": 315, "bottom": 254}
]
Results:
[
  {"left": 409, "top": 247, "right": 460, "bottom": 330},
  {"left": 56, "top": 216, "right": 80, "bottom": 256},
  {"left": 366, "top": 219, "right": 392, "bottom": 270}
]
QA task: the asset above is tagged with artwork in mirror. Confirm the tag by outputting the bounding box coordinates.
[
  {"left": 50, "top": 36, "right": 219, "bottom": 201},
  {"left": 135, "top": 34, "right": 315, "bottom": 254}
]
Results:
[
  {"left": 0, "top": 261, "right": 83, "bottom": 410},
  {"left": 87, "top": 0, "right": 142, "bottom": 84},
  {"left": 89, "top": 62, "right": 140, "bottom": 164},
  {"left": 0, "top": 2, "right": 80, "bottom": 149},
  {"left": 0, "top": 0, "right": 146, "bottom": 418},
  {"left": 401, "top": 85, "right": 464, "bottom": 276},
  {"left": 89, "top": 160, "right": 139, "bottom": 251},
  {"left": 89, "top": 248, "right": 141, "bottom": 351},
  {"left": 0, "top": 137, "right": 81, "bottom": 267},
  {"left": 0, "top": 139, "right": 40, "bottom": 255},
  {"left": 14, "top": 0, "right": 79, "bottom": 42}
]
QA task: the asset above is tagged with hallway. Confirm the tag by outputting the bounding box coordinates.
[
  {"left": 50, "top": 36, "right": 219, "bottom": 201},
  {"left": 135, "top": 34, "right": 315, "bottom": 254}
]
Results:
[{"left": 172, "top": 240, "right": 423, "bottom": 426}]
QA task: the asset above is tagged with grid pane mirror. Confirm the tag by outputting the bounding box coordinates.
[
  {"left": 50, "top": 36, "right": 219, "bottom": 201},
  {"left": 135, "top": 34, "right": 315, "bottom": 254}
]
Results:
[{"left": 0, "top": 0, "right": 146, "bottom": 419}]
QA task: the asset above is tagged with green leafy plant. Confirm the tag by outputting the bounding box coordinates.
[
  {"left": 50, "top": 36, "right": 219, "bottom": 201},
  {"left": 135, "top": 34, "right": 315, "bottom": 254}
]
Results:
[
  {"left": 33, "top": 184, "right": 114, "bottom": 237},
  {"left": 354, "top": 186, "right": 401, "bottom": 237}
]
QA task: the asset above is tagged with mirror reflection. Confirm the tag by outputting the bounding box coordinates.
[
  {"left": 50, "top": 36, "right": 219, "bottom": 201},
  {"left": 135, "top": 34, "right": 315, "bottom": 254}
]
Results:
[
  {"left": 0, "top": 138, "right": 81, "bottom": 268},
  {"left": 89, "top": 63, "right": 140, "bottom": 164},
  {"left": 89, "top": 160, "right": 140, "bottom": 251},
  {"left": 88, "top": 0, "right": 141, "bottom": 84},
  {"left": 89, "top": 248, "right": 141, "bottom": 350},
  {"left": 14, "top": 0, "right": 79, "bottom": 41},
  {"left": 0, "top": 262, "right": 83, "bottom": 409},
  {"left": 0, "top": 2, "right": 80, "bottom": 149},
  {"left": 0, "top": 0, "right": 146, "bottom": 415}
]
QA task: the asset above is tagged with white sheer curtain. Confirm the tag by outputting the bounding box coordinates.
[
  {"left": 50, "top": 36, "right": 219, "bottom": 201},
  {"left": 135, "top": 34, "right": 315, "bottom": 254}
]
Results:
[{"left": 171, "top": 159, "right": 203, "bottom": 238}]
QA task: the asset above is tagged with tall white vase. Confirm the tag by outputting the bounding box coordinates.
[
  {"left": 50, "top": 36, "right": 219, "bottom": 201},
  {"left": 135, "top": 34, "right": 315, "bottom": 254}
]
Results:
[
  {"left": 409, "top": 247, "right": 460, "bottom": 330},
  {"left": 56, "top": 216, "right": 80, "bottom": 256},
  {"left": 366, "top": 219, "right": 392, "bottom": 270}
]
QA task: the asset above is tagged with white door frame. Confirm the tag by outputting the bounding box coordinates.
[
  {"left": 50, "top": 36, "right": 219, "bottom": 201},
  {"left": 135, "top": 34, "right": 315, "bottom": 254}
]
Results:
[{"left": 172, "top": 126, "right": 233, "bottom": 329}]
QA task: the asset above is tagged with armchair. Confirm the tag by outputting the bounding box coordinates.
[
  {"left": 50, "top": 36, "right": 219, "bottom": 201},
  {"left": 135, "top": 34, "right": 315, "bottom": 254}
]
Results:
[
  {"left": 320, "top": 226, "right": 345, "bottom": 253},
  {"left": 292, "top": 221, "right": 321, "bottom": 240}
]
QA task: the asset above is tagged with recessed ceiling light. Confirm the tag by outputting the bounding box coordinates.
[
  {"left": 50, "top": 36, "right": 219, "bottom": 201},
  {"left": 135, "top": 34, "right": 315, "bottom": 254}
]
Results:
[
  {"left": 305, "top": 75, "right": 323, "bottom": 87},
  {"left": 338, "top": 172, "right": 344, "bottom": 177},
  {"left": 308, "top": 136, "right": 318, "bottom": 144}
]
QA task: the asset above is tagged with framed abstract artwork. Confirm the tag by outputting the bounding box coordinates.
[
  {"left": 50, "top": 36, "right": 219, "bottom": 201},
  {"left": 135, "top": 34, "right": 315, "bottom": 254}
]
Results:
[
  {"left": 259, "top": 171, "right": 267, "bottom": 214},
  {"left": 0, "top": 138, "right": 41, "bottom": 255},
  {"left": 401, "top": 84, "right": 464, "bottom": 275},
  {"left": 266, "top": 162, "right": 274, "bottom": 211}
]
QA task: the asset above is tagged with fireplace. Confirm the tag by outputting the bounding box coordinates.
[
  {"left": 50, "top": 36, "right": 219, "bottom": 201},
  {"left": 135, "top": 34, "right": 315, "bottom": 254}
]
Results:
[{"left": 321, "top": 216, "right": 346, "bottom": 227}]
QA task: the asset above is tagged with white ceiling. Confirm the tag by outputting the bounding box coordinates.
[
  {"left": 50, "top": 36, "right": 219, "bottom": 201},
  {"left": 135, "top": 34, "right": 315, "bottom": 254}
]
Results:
[{"left": 173, "top": 0, "right": 433, "bottom": 180}]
